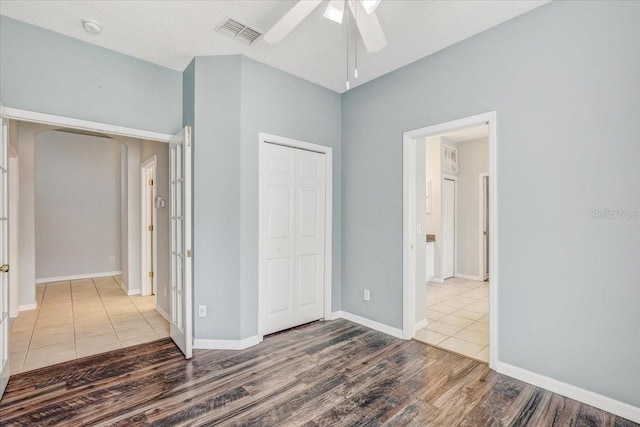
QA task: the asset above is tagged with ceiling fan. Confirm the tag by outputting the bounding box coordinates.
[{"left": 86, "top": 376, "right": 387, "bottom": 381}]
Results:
[{"left": 263, "top": 0, "right": 387, "bottom": 53}]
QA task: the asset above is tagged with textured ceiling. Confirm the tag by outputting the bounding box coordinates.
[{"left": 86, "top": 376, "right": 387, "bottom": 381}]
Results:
[{"left": 0, "top": 0, "right": 549, "bottom": 93}]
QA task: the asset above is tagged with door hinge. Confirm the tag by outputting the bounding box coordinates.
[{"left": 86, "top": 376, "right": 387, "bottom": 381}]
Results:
[
  {"left": 148, "top": 271, "right": 154, "bottom": 278},
  {"left": 148, "top": 225, "right": 154, "bottom": 232},
  {"left": 186, "top": 249, "right": 192, "bottom": 258},
  {"left": 149, "top": 179, "right": 154, "bottom": 185}
]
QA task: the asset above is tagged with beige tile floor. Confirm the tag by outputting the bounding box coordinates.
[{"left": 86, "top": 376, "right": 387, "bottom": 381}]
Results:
[
  {"left": 9, "top": 275, "right": 169, "bottom": 374},
  {"left": 415, "top": 277, "right": 490, "bottom": 362}
]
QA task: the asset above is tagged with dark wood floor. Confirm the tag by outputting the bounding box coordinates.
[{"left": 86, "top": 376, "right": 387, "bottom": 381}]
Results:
[{"left": 0, "top": 319, "right": 635, "bottom": 426}]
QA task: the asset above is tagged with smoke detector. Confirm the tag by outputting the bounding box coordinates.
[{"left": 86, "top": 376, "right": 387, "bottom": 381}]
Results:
[{"left": 82, "top": 19, "right": 103, "bottom": 35}]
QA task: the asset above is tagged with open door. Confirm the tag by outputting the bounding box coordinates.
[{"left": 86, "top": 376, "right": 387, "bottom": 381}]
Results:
[
  {"left": 169, "top": 127, "right": 192, "bottom": 359},
  {"left": 0, "top": 119, "right": 10, "bottom": 397}
]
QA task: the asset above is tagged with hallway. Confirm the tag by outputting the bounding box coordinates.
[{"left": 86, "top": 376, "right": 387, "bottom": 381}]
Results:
[{"left": 9, "top": 276, "right": 169, "bottom": 373}]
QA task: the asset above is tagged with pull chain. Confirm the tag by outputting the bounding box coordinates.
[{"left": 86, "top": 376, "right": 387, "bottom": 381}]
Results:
[
  {"left": 345, "top": 0, "right": 350, "bottom": 90},
  {"left": 354, "top": 0, "right": 358, "bottom": 79}
]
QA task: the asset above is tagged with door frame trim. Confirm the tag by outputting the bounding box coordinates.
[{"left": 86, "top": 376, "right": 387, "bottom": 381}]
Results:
[
  {"left": 479, "top": 172, "right": 489, "bottom": 280},
  {"left": 442, "top": 175, "right": 458, "bottom": 280},
  {"left": 402, "top": 111, "right": 498, "bottom": 369},
  {"left": 140, "top": 155, "right": 157, "bottom": 297},
  {"left": 0, "top": 107, "right": 173, "bottom": 142},
  {"left": 258, "top": 132, "right": 333, "bottom": 339}
]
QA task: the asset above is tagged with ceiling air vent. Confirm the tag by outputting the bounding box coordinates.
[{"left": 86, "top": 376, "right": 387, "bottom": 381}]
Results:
[{"left": 216, "top": 18, "right": 261, "bottom": 45}]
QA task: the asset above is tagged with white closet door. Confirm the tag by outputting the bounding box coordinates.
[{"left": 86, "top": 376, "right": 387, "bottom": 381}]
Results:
[
  {"left": 0, "top": 120, "right": 9, "bottom": 398},
  {"left": 293, "top": 149, "right": 325, "bottom": 325},
  {"left": 442, "top": 178, "right": 456, "bottom": 279},
  {"left": 262, "top": 144, "right": 296, "bottom": 335},
  {"left": 261, "top": 143, "right": 325, "bottom": 335}
]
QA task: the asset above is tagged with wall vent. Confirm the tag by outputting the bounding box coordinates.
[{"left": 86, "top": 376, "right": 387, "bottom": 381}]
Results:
[{"left": 216, "top": 18, "right": 261, "bottom": 45}]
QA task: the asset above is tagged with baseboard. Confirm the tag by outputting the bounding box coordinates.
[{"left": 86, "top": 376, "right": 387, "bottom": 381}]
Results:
[
  {"left": 155, "top": 305, "right": 170, "bottom": 322},
  {"left": 497, "top": 362, "right": 640, "bottom": 423},
  {"left": 429, "top": 277, "right": 444, "bottom": 283},
  {"left": 327, "top": 311, "right": 344, "bottom": 321},
  {"left": 117, "top": 279, "right": 140, "bottom": 296},
  {"left": 333, "top": 310, "right": 404, "bottom": 339},
  {"left": 36, "top": 271, "right": 123, "bottom": 284},
  {"left": 414, "top": 318, "right": 428, "bottom": 333},
  {"left": 19, "top": 302, "right": 37, "bottom": 312},
  {"left": 193, "top": 335, "right": 263, "bottom": 350},
  {"left": 455, "top": 273, "right": 483, "bottom": 281}
]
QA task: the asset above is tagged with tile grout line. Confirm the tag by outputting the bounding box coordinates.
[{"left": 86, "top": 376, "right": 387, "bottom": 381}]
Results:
[
  {"left": 423, "top": 278, "right": 490, "bottom": 362},
  {"left": 125, "top": 279, "right": 157, "bottom": 331},
  {"left": 94, "top": 276, "right": 121, "bottom": 347},
  {"left": 23, "top": 283, "right": 46, "bottom": 368}
]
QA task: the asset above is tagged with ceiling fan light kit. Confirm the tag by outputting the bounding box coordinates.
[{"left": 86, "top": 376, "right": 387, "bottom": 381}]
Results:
[
  {"left": 323, "top": 0, "right": 345, "bottom": 24},
  {"left": 264, "top": 0, "right": 386, "bottom": 53},
  {"left": 264, "top": 0, "right": 387, "bottom": 91},
  {"left": 360, "top": 0, "right": 381, "bottom": 15}
]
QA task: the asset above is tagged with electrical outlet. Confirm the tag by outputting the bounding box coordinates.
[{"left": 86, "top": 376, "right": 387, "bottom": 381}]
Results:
[
  {"left": 109, "top": 255, "right": 115, "bottom": 263},
  {"left": 198, "top": 305, "right": 207, "bottom": 317},
  {"left": 363, "top": 289, "right": 371, "bottom": 301}
]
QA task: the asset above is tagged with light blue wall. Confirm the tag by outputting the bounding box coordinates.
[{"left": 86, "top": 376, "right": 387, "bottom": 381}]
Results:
[
  {"left": 0, "top": 16, "right": 182, "bottom": 135},
  {"left": 341, "top": 0, "right": 640, "bottom": 407},
  {"left": 35, "top": 131, "right": 122, "bottom": 279},
  {"left": 186, "top": 56, "right": 341, "bottom": 340},
  {"left": 239, "top": 57, "right": 342, "bottom": 338},
  {"left": 190, "top": 56, "right": 243, "bottom": 340}
]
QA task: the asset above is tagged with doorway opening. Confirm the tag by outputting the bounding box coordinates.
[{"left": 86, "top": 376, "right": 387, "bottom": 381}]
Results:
[
  {"left": 1, "top": 108, "right": 192, "bottom": 379},
  {"left": 403, "top": 111, "right": 497, "bottom": 369}
]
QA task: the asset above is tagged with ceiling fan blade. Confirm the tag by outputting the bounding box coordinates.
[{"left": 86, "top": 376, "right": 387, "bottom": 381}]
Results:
[
  {"left": 349, "top": 0, "right": 387, "bottom": 53},
  {"left": 263, "top": 0, "right": 323, "bottom": 44}
]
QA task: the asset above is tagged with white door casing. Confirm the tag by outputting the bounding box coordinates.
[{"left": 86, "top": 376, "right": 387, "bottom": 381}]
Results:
[
  {"left": 260, "top": 143, "right": 326, "bottom": 335},
  {"left": 141, "top": 157, "right": 157, "bottom": 297},
  {"left": 0, "top": 119, "right": 10, "bottom": 397},
  {"left": 8, "top": 154, "right": 18, "bottom": 319},
  {"left": 442, "top": 178, "right": 456, "bottom": 279},
  {"left": 169, "top": 127, "right": 192, "bottom": 359},
  {"left": 480, "top": 173, "right": 489, "bottom": 280}
]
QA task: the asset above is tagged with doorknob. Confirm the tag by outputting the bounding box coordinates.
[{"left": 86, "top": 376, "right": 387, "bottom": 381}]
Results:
[{"left": 0, "top": 264, "right": 9, "bottom": 273}]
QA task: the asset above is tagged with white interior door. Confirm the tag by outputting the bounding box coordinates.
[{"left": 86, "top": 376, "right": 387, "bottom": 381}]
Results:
[
  {"left": 0, "top": 119, "right": 10, "bottom": 397},
  {"left": 261, "top": 143, "right": 325, "bottom": 335},
  {"left": 262, "top": 143, "right": 295, "bottom": 334},
  {"left": 293, "top": 148, "right": 325, "bottom": 325},
  {"left": 169, "top": 127, "right": 192, "bottom": 358},
  {"left": 442, "top": 178, "right": 455, "bottom": 279}
]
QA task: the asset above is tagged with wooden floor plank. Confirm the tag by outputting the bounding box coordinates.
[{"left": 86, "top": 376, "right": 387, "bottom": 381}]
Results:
[{"left": 0, "top": 319, "right": 636, "bottom": 427}]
